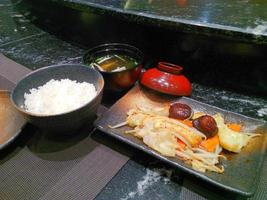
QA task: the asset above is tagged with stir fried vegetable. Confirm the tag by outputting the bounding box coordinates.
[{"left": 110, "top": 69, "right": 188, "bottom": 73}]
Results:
[
  {"left": 109, "top": 103, "right": 260, "bottom": 174},
  {"left": 200, "top": 135, "right": 220, "bottom": 152},
  {"left": 227, "top": 123, "right": 242, "bottom": 132},
  {"left": 214, "top": 114, "right": 260, "bottom": 153}
]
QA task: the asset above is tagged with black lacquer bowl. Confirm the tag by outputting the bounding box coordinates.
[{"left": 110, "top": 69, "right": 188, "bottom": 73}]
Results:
[
  {"left": 11, "top": 64, "right": 104, "bottom": 133},
  {"left": 83, "top": 43, "right": 143, "bottom": 93}
]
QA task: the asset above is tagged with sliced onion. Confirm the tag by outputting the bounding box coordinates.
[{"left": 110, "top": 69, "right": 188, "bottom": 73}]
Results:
[
  {"left": 174, "top": 134, "right": 192, "bottom": 149},
  {"left": 162, "top": 116, "right": 207, "bottom": 139},
  {"left": 108, "top": 121, "right": 127, "bottom": 129},
  {"left": 125, "top": 129, "right": 138, "bottom": 134},
  {"left": 193, "top": 153, "right": 222, "bottom": 159},
  {"left": 176, "top": 150, "right": 191, "bottom": 160},
  {"left": 215, "top": 144, "right": 223, "bottom": 155},
  {"left": 183, "top": 150, "right": 219, "bottom": 166}
]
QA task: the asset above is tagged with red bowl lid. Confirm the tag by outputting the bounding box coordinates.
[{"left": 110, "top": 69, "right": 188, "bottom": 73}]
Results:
[{"left": 140, "top": 62, "right": 192, "bottom": 96}]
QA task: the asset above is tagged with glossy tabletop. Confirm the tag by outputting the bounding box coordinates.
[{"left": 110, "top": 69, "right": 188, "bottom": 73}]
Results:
[{"left": 55, "top": 0, "right": 267, "bottom": 44}]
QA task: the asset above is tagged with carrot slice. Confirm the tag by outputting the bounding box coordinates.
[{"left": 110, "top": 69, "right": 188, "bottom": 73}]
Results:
[
  {"left": 227, "top": 123, "right": 242, "bottom": 132},
  {"left": 200, "top": 134, "right": 220, "bottom": 152},
  {"left": 177, "top": 119, "right": 193, "bottom": 127},
  {"left": 177, "top": 139, "right": 186, "bottom": 150}
]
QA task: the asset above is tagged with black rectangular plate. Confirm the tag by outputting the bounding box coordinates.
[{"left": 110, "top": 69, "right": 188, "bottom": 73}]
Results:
[{"left": 94, "top": 85, "right": 267, "bottom": 196}]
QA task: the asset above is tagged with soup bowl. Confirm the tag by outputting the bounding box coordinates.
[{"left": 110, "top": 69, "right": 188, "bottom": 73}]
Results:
[
  {"left": 83, "top": 43, "right": 143, "bottom": 93},
  {"left": 11, "top": 64, "right": 104, "bottom": 133}
]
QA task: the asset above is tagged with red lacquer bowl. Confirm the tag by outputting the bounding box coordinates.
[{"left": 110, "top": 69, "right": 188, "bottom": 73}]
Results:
[{"left": 140, "top": 62, "right": 192, "bottom": 96}]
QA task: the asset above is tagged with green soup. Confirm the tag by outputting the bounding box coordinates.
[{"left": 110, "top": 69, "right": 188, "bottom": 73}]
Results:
[{"left": 91, "top": 54, "right": 138, "bottom": 72}]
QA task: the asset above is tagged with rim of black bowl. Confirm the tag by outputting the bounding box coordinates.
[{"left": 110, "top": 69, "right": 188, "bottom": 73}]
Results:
[
  {"left": 11, "top": 64, "right": 104, "bottom": 117},
  {"left": 83, "top": 43, "right": 144, "bottom": 74}
]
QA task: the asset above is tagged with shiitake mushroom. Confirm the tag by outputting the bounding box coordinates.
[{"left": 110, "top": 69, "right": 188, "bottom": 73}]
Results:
[
  {"left": 192, "top": 115, "right": 218, "bottom": 138},
  {"left": 169, "top": 103, "right": 192, "bottom": 120}
]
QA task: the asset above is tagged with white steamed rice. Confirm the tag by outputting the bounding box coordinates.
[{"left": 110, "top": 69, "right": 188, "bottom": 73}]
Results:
[{"left": 23, "top": 79, "right": 97, "bottom": 115}]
